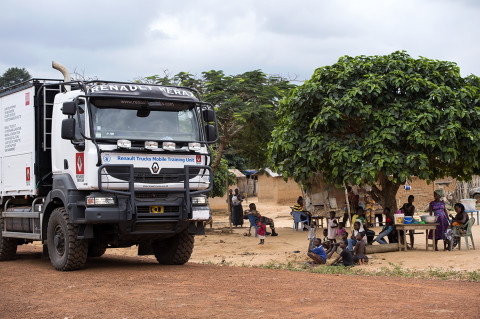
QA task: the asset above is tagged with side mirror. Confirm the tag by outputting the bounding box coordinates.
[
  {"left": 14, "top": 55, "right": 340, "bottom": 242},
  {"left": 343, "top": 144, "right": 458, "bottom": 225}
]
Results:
[
  {"left": 62, "top": 101, "right": 77, "bottom": 115},
  {"left": 205, "top": 124, "right": 216, "bottom": 142},
  {"left": 62, "top": 118, "right": 76, "bottom": 140},
  {"left": 202, "top": 109, "right": 215, "bottom": 123}
]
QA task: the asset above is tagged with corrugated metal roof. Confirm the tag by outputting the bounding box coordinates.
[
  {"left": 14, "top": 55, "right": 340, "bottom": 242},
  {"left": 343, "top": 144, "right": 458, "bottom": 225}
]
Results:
[{"left": 228, "top": 169, "right": 246, "bottom": 178}]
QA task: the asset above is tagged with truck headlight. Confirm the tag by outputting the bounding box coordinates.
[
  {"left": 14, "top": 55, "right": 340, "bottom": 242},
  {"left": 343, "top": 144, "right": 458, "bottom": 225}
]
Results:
[
  {"left": 191, "top": 195, "right": 208, "bottom": 205},
  {"left": 117, "top": 139, "right": 131, "bottom": 149},
  {"left": 188, "top": 143, "right": 201, "bottom": 151},
  {"left": 86, "top": 195, "right": 117, "bottom": 206},
  {"left": 163, "top": 142, "right": 176, "bottom": 151},
  {"left": 145, "top": 141, "right": 158, "bottom": 150}
]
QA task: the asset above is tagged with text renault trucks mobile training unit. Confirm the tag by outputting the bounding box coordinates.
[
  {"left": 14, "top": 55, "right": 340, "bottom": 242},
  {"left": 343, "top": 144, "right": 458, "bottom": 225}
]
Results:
[{"left": 0, "top": 68, "right": 217, "bottom": 271}]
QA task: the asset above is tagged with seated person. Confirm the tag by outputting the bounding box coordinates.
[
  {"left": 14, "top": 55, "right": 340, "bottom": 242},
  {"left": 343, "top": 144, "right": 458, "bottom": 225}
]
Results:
[
  {"left": 326, "top": 232, "right": 348, "bottom": 259},
  {"left": 347, "top": 221, "right": 366, "bottom": 250},
  {"left": 445, "top": 203, "right": 470, "bottom": 249},
  {"left": 292, "top": 196, "right": 311, "bottom": 230},
  {"left": 353, "top": 233, "right": 368, "bottom": 264},
  {"left": 331, "top": 240, "right": 354, "bottom": 267},
  {"left": 307, "top": 238, "right": 326, "bottom": 265},
  {"left": 400, "top": 196, "right": 416, "bottom": 247},
  {"left": 245, "top": 203, "right": 278, "bottom": 236},
  {"left": 450, "top": 203, "right": 469, "bottom": 226},
  {"left": 375, "top": 216, "right": 394, "bottom": 245}
]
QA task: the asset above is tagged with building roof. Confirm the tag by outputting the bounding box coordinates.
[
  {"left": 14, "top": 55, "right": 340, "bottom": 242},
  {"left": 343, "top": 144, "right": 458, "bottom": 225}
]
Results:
[
  {"left": 265, "top": 168, "right": 281, "bottom": 178},
  {"left": 228, "top": 169, "right": 246, "bottom": 178}
]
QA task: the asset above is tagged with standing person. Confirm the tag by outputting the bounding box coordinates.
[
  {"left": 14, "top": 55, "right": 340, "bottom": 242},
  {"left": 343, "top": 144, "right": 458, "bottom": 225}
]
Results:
[
  {"left": 245, "top": 203, "right": 278, "bottom": 236},
  {"left": 428, "top": 191, "right": 450, "bottom": 251},
  {"left": 231, "top": 188, "right": 244, "bottom": 227},
  {"left": 307, "top": 238, "right": 326, "bottom": 265},
  {"left": 228, "top": 189, "right": 234, "bottom": 214},
  {"left": 343, "top": 186, "right": 358, "bottom": 226},
  {"left": 364, "top": 194, "right": 376, "bottom": 227},
  {"left": 327, "top": 211, "right": 338, "bottom": 242},
  {"left": 257, "top": 217, "right": 266, "bottom": 245},
  {"left": 401, "top": 195, "right": 416, "bottom": 247},
  {"left": 305, "top": 220, "right": 317, "bottom": 251}
]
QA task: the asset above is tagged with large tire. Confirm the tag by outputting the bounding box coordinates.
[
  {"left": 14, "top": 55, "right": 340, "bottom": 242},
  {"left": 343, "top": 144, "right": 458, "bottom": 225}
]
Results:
[
  {"left": 153, "top": 230, "right": 194, "bottom": 265},
  {"left": 47, "top": 207, "right": 88, "bottom": 271},
  {"left": 88, "top": 242, "right": 107, "bottom": 258},
  {"left": 0, "top": 217, "right": 17, "bottom": 261}
]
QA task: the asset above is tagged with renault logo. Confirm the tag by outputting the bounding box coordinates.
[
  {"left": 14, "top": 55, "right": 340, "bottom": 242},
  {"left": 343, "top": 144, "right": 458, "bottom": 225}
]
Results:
[{"left": 151, "top": 162, "right": 160, "bottom": 174}]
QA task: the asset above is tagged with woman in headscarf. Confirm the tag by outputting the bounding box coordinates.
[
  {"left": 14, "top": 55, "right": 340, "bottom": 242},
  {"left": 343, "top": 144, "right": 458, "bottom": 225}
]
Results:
[
  {"left": 231, "top": 188, "right": 244, "bottom": 227},
  {"left": 428, "top": 190, "right": 450, "bottom": 251}
]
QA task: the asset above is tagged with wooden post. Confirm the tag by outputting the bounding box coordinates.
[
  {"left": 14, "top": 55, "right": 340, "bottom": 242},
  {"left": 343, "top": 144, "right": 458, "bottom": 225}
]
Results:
[
  {"left": 344, "top": 184, "right": 353, "bottom": 232},
  {"left": 227, "top": 173, "right": 232, "bottom": 231}
]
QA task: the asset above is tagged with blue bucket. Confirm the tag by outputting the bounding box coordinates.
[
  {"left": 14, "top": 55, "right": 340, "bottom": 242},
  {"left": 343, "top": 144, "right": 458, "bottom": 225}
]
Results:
[{"left": 404, "top": 216, "right": 413, "bottom": 224}]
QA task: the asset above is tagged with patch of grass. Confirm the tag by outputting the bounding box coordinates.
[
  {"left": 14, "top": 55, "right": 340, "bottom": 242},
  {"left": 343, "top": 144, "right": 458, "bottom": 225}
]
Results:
[{"left": 255, "top": 261, "right": 480, "bottom": 282}]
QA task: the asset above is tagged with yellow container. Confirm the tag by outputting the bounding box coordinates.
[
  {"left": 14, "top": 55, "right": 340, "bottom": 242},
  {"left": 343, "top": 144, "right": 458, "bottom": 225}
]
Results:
[{"left": 395, "top": 213, "right": 404, "bottom": 224}]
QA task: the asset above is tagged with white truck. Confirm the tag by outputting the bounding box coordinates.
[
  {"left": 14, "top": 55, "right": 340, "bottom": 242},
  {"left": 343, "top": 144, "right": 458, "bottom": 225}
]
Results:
[{"left": 0, "top": 63, "right": 216, "bottom": 270}]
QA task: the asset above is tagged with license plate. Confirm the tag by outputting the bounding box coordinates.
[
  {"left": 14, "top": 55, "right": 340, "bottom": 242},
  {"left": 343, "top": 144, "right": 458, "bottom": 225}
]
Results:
[{"left": 150, "top": 206, "right": 164, "bottom": 213}]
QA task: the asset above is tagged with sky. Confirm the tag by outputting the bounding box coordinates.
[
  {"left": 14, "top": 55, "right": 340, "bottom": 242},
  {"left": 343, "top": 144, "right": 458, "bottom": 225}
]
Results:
[{"left": 1, "top": 0, "right": 479, "bottom": 83}]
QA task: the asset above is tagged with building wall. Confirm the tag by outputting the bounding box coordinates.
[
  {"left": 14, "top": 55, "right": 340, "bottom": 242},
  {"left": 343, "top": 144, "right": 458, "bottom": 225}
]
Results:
[
  {"left": 257, "top": 174, "right": 302, "bottom": 204},
  {"left": 395, "top": 177, "right": 456, "bottom": 212}
]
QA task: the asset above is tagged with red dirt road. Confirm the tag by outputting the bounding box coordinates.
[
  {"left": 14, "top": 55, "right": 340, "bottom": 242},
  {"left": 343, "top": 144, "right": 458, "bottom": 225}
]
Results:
[{"left": 0, "top": 245, "right": 479, "bottom": 319}]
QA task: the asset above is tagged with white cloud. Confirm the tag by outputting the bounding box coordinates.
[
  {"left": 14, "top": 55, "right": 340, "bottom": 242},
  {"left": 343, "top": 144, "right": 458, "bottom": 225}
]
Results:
[{"left": 1, "top": 0, "right": 479, "bottom": 81}]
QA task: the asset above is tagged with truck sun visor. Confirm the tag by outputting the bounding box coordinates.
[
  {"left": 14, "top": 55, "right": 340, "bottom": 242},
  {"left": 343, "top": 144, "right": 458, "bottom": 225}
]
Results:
[{"left": 91, "top": 98, "right": 192, "bottom": 111}]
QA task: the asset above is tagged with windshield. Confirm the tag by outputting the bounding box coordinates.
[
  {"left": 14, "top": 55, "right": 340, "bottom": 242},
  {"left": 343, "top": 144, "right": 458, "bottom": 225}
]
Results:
[{"left": 89, "top": 100, "right": 200, "bottom": 141}]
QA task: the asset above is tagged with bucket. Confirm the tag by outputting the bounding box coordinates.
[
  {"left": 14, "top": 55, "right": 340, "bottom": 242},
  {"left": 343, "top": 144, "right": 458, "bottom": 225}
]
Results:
[
  {"left": 395, "top": 213, "right": 404, "bottom": 224},
  {"left": 460, "top": 199, "right": 476, "bottom": 212},
  {"left": 404, "top": 216, "right": 413, "bottom": 224}
]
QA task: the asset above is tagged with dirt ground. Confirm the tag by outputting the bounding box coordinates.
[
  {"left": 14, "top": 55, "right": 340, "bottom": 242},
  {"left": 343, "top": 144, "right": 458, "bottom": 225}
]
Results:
[
  {"left": 2, "top": 197, "right": 480, "bottom": 318},
  {"left": 111, "top": 197, "right": 480, "bottom": 272},
  {"left": 1, "top": 246, "right": 479, "bottom": 319}
]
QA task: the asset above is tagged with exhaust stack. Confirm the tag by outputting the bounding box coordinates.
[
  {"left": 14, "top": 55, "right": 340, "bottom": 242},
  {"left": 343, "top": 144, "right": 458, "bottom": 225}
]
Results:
[{"left": 52, "top": 61, "right": 71, "bottom": 91}]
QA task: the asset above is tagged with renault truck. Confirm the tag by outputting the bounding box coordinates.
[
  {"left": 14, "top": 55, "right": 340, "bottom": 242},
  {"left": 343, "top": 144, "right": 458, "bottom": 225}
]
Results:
[{"left": 0, "top": 62, "right": 216, "bottom": 271}]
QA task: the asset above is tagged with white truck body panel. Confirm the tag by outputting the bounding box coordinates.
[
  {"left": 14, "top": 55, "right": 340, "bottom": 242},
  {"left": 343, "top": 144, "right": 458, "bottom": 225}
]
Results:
[{"left": 0, "top": 87, "right": 36, "bottom": 197}]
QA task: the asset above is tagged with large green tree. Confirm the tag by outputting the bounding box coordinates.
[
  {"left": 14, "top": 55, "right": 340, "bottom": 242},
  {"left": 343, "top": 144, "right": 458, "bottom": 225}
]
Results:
[
  {"left": 268, "top": 51, "right": 480, "bottom": 211},
  {"left": 0, "top": 67, "right": 31, "bottom": 89},
  {"left": 142, "top": 70, "right": 294, "bottom": 170}
]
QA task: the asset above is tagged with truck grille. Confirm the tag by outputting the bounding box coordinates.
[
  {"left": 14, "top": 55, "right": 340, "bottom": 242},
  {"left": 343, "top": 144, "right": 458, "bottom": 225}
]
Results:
[
  {"left": 135, "top": 193, "right": 168, "bottom": 199},
  {"left": 137, "top": 206, "right": 180, "bottom": 214},
  {"left": 104, "top": 167, "right": 201, "bottom": 184}
]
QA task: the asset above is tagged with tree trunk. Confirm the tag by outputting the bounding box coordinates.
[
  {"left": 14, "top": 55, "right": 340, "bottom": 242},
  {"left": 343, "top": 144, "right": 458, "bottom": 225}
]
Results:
[
  {"left": 370, "top": 173, "right": 401, "bottom": 214},
  {"left": 211, "top": 138, "right": 227, "bottom": 173}
]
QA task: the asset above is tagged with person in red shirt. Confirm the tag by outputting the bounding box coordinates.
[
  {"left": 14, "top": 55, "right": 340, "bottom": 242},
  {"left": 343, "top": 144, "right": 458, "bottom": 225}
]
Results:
[{"left": 257, "top": 217, "right": 267, "bottom": 245}]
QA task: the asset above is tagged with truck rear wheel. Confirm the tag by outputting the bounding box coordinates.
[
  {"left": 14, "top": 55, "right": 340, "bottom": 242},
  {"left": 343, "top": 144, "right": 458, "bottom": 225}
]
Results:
[
  {"left": 88, "top": 242, "right": 108, "bottom": 258},
  {"left": 0, "top": 218, "right": 17, "bottom": 261},
  {"left": 152, "top": 230, "right": 194, "bottom": 265},
  {"left": 47, "top": 207, "right": 88, "bottom": 271}
]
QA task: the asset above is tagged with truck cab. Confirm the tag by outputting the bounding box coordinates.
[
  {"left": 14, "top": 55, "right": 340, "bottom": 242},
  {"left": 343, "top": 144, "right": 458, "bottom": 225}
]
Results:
[{"left": 0, "top": 79, "right": 217, "bottom": 270}]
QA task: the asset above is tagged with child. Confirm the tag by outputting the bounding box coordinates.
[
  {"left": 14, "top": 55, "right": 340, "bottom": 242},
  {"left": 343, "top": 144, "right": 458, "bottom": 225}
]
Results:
[
  {"left": 306, "top": 220, "right": 317, "bottom": 251},
  {"left": 336, "top": 222, "right": 346, "bottom": 239},
  {"left": 307, "top": 238, "right": 326, "bottom": 265},
  {"left": 332, "top": 240, "right": 354, "bottom": 266},
  {"left": 322, "top": 228, "right": 329, "bottom": 244},
  {"left": 257, "top": 217, "right": 266, "bottom": 245},
  {"left": 353, "top": 233, "right": 367, "bottom": 264},
  {"left": 327, "top": 211, "right": 338, "bottom": 242}
]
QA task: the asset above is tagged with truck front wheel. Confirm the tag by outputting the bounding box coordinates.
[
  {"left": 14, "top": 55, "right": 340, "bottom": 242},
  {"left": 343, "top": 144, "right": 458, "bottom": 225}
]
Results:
[
  {"left": 0, "top": 217, "right": 17, "bottom": 261},
  {"left": 152, "top": 230, "right": 194, "bottom": 265},
  {"left": 47, "top": 207, "right": 88, "bottom": 271}
]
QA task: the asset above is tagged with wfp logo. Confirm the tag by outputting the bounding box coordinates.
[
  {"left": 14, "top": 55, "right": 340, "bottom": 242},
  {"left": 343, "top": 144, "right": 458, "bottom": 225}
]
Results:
[{"left": 103, "top": 155, "right": 111, "bottom": 163}]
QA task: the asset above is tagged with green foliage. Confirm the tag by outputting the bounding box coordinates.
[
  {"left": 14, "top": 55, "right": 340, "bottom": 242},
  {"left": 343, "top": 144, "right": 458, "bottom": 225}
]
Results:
[
  {"left": 0, "top": 67, "right": 31, "bottom": 89},
  {"left": 140, "top": 70, "right": 295, "bottom": 169},
  {"left": 210, "top": 150, "right": 236, "bottom": 198},
  {"left": 269, "top": 51, "right": 480, "bottom": 206}
]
